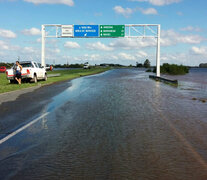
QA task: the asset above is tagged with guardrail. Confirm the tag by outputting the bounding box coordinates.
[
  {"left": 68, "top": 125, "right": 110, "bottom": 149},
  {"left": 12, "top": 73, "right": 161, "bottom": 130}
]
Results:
[{"left": 149, "top": 75, "right": 178, "bottom": 85}]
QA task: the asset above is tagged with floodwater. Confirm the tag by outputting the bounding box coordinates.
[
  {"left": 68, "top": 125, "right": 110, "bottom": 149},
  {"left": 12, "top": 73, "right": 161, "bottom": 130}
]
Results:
[{"left": 0, "top": 68, "right": 207, "bottom": 180}]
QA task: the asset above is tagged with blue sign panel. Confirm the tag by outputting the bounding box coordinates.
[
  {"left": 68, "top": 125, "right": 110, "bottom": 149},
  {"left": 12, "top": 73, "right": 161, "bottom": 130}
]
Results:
[{"left": 74, "top": 25, "right": 99, "bottom": 37}]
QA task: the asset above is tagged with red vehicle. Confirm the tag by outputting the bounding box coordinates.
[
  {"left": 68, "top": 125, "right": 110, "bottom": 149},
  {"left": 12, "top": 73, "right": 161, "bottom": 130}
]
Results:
[{"left": 0, "top": 66, "right": 6, "bottom": 73}]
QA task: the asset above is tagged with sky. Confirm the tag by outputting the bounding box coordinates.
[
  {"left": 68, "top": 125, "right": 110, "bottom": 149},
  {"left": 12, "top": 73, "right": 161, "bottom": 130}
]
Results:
[{"left": 0, "top": 0, "right": 207, "bottom": 66}]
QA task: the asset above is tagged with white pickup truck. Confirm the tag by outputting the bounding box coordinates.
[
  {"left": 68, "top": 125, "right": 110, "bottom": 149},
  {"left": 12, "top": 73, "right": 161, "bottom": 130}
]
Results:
[
  {"left": 83, "top": 62, "right": 90, "bottom": 69},
  {"left": 6, "top": 61, "right": 47, "bottom": 83}
]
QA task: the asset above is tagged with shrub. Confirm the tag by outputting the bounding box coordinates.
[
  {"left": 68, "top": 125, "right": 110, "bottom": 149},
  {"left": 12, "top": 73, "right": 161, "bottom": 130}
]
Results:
[
  {"left": 153, "top": 63, "right": 189, "bottom": 75},
  {"left": 144, "top": 59, "right": 151, "bottom": 68}
]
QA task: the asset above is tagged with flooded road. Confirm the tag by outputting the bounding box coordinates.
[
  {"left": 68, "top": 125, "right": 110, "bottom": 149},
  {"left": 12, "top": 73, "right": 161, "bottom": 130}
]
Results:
[{"left": 0, "top": 68, "right": 207, "bottom": 179}]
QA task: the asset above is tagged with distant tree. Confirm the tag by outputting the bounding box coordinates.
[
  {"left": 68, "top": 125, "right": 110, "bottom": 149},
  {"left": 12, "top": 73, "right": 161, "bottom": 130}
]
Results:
[
  {"left": 136, "top": 62, "right": 142, "bottom": 67},
  {"left": 144, "top": 59, "right": 150, "bottom": 68},
  {"left": 199, "top": 63, "right": 207, "bottom": 68},
  {"left": 137, "top": 64, "right": 143, "bottom": 68},
  {"left": 0, "top": 62, "right": 13, "bottom": 68}
]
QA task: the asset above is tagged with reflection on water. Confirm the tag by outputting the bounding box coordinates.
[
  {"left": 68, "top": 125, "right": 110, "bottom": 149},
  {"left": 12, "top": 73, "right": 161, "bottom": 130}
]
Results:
[
  {"left": 165, "top": 68, "right": 207, "bottom": 100},
  {"left": 0, "top": 68, "right": 207, "bottom": 180},
  {"left": 41, "top": 116, "right": 48, "bottom": 131}
]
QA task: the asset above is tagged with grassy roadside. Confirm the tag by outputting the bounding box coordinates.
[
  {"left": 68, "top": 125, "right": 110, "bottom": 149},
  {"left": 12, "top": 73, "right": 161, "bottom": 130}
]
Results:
[{"left": 0, "top": 67, "right": 110, "bottom": 94}]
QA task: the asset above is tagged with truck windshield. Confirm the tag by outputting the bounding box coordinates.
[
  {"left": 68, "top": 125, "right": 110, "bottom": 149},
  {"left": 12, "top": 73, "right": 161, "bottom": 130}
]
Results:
[{"left": 20, "top": 63, "right": 34, "bottom": 68}]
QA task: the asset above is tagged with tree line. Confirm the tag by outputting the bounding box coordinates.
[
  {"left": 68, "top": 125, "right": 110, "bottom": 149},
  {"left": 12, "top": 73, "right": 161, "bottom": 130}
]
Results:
[{"left": 136, "top": 59, "right": 151, "bottom": 68}]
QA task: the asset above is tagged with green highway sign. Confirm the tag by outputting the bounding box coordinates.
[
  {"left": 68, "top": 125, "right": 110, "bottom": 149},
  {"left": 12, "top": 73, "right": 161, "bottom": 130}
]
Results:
[{"left": 100, "top": 25, "right": 125, "bottom": 37}]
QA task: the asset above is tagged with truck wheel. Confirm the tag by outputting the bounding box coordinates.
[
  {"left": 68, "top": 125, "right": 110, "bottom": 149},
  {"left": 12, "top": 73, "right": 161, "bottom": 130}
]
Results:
[
  {"left": 44, "top": 73, "right": 47, "bottom": 81},
  {"left": 9, "top": 80, "right": 14, "bottom": 84},
  {"left": 31, "top": 74, "right": 37, "bottom": 83}
]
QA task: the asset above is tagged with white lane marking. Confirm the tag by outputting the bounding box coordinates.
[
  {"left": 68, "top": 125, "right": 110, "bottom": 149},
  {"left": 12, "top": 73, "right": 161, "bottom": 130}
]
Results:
[
  {"left": 0, "top": 112, "right": 49, "bottom": 145},
  {"left": 0, "top": 86, "right": 90, "bottom": 145}
]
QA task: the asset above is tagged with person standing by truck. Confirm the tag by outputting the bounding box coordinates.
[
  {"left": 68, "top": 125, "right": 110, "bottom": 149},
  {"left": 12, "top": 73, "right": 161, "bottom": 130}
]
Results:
[{"left": 14, "top": 61, "right": 22, "bottom": 84}]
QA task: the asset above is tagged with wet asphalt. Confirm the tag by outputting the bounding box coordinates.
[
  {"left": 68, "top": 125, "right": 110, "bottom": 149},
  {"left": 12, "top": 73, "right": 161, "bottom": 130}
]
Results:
[
  {"left": 0, "top": 81, "right": 71, "bottom": 138},
  {"left": 0, "top": 68, "right": 207, "bottom": 180}
]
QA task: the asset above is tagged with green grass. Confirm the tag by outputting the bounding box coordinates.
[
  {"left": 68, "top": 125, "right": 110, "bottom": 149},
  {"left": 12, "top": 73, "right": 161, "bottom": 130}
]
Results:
[{"left": 0, "top": 67, "right": 110, "bottom": 94}]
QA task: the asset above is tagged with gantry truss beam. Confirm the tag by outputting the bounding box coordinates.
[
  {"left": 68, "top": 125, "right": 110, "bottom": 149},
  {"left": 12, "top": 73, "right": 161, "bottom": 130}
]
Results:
[{"left": 41, "top": 24, "right": 160, "bottom": 76}]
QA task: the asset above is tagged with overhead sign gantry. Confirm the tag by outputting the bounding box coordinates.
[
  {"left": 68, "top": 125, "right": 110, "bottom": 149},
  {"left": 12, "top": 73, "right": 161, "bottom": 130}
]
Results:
[{"left": 41, "top": 24, "right": 161, "bottom": 77}]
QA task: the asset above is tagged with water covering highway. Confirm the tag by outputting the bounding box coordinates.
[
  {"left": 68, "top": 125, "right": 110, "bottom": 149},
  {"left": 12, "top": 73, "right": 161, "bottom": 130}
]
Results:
[{"left": 0, "top": 68, "right": 207, "bottom": 179}]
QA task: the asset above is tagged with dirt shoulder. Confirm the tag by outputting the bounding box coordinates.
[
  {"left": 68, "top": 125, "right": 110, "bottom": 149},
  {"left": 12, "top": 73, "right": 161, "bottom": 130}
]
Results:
[{"left": 0, "top": 85, "right": 42, "bottom": 105}]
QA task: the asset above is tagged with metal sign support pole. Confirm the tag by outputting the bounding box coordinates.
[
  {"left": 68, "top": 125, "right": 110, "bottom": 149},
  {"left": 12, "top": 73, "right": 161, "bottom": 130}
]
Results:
[
  {"left": 156, "top": 25, "right": 161, "bottom": 77},
  {"left": 41, "top": 25, "right": 46, "bottom": 67}
]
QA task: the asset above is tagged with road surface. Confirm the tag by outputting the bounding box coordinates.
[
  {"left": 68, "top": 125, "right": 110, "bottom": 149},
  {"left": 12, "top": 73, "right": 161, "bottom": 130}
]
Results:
[{"left": 0, "top": 69, "right": 207, "bottom": 180}]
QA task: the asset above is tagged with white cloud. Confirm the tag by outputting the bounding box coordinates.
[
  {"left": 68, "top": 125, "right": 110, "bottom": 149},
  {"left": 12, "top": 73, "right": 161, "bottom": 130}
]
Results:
[
  {"left": 0, "top": 40, "right": 20, "bottom": 51},
  {"left": 47, "top": 48, "right": 60, "bottom": 54},
  {"left": 113, "top": 6, "right": 134, "bottom": 17},
  {"left": 160, "top": 51, "right": 207, "bottom": 66},
  {"left": 180, "top": 26, "right": 202, "bottom": 32},
  {"left": 68, "top": 53, "right": 102, "bottom": 62},
  {"left": 161, "top": 29, "right": 206, "bottom": 46},
  {"left": 62, "top": 51, "right": 150, "bottom": 65},
  {"left": 0, "top": 28, "right": 16, "bottom": 38},
  {"left": 0, "top": 51, "right": 5, "bottom": 56},
  {"left": 23, "top": 46, "right": 36, "bottom": 53},
  {"left": 24, "top": 0, "right": 74, "bottom": 6},
  {"left": 36, "top": 38, "right": 41, "bottom": 43},
  {"left": 37, "top": 38, "right": 58, "bottom": 44},
  {"left": 179, "top": 35, "right": 204, "bottom": 44},
  {"left": 117, "top": 51, "right": 149, "bottom": 61},
  {"left": 22, "top": 27, "right": 41, "bottom": 36},
  {"left": 113, "top": 5, "right": 157, "bottom": 16},
  {"left": 130, "top": 0, "right": 182, "bottom": 6},
  {"left": 64, "top": 41, "right": 80, "bottom": 49},
  {"left": 161, "top": 52, "right": 188, "bottom": 64},
  {"left": 177, "top": 11, "right": 183, "bottom": 16},
  {"left": 86, "top": 41, "right": 113, "bottom": 51},
  {"left": 54, "top": 48, "right": 60, "bottom": 54},
  {"left": 0, "top": 40, "right": 9, "bottom": 50},
  {"left": 109, "top": 38, "right": 156, "bottom": 49},
  {"left": 89, "top": 54, "right": 101, "bottom": 60},
  {"left": 190, "top": 46, "right": 207, "bottom": 55},
  {"left": 139, "top": 7, "right": 157, "bottom": 15},
  {"left": 136, "top": 50, "right": 148, "bottom": 57},
  {"left": 118, "top": 52, "right": 136, "bottom": 60},
  {"left": 111, "top": 55, "right": 119, "bottom": 60},
  {"left": 23, "top": 46, "right": 60, "bottom": 56}
]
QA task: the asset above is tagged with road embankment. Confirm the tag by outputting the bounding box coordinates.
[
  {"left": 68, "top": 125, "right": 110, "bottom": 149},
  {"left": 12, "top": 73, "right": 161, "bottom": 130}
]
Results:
[{"left": 0, "top": 67, "right": 110, "bottom": 95}]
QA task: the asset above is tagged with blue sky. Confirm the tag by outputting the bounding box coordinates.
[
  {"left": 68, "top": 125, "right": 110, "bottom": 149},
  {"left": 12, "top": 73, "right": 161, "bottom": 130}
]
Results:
[{"left": 0, "top": 0, "right": 207, "bottom": 66}]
